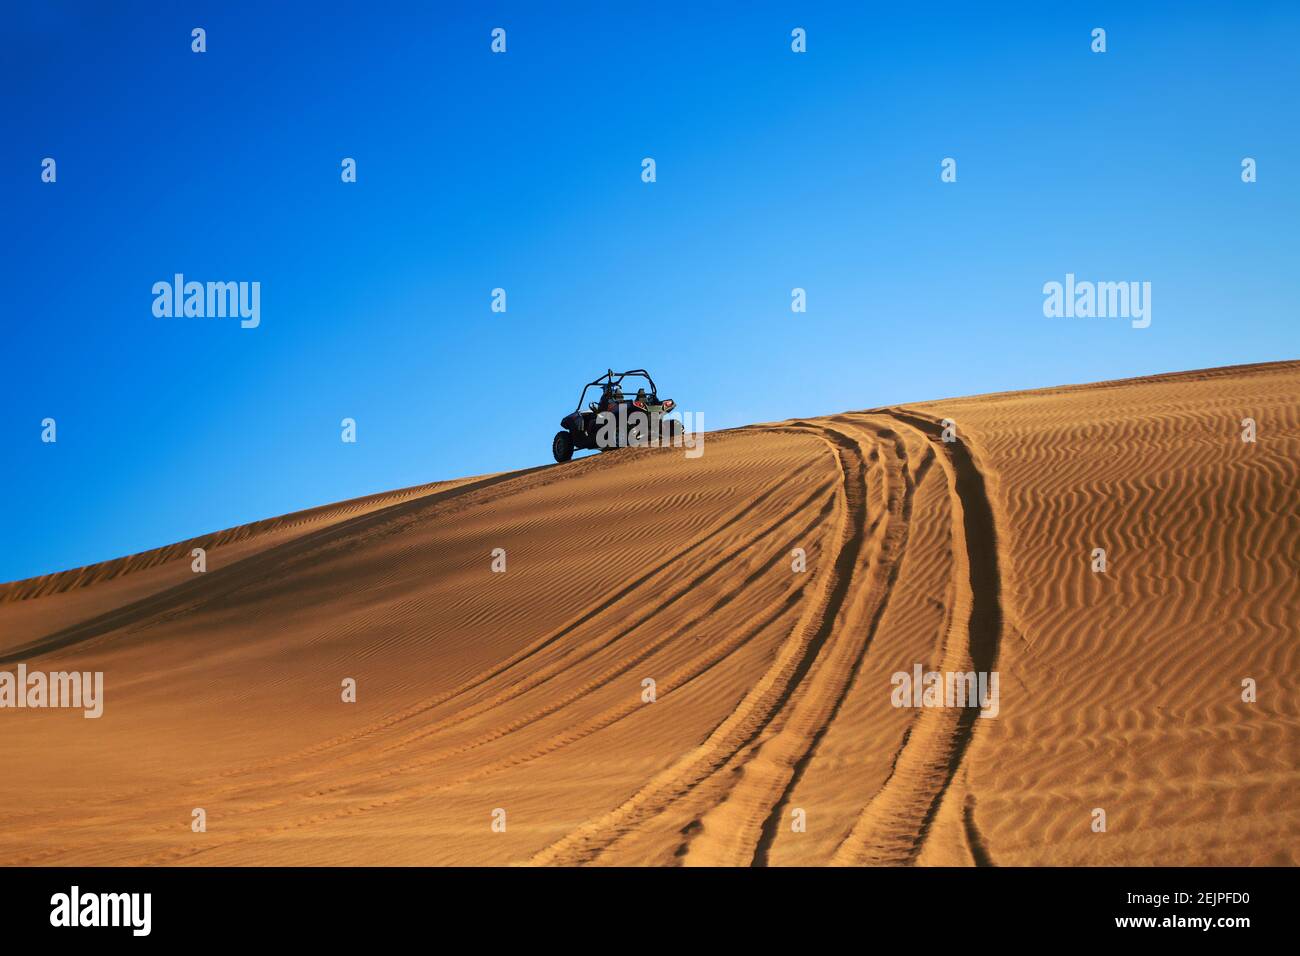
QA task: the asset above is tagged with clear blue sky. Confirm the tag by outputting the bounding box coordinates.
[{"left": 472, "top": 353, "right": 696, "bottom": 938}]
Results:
[{"left": 3, "top": 1, "right": 1297, "bottom": 582}]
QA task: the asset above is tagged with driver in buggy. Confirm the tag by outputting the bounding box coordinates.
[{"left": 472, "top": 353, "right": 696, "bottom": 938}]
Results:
[{"left": 599, "top": 385, "right": 623, "bottom": 411}]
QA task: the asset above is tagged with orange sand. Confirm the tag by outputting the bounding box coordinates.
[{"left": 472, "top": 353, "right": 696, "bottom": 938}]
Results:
[{"left": 1, "top": 361, "right": 1296, "bottom": 865}]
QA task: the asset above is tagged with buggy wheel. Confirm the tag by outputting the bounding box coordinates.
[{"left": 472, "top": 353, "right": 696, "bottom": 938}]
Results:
[{"left": 552, "top": 431, "right": 575, "bottom": 463}]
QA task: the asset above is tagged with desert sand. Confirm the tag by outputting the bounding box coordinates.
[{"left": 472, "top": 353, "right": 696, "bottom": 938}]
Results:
[{"left": 1, "top": 361, "right": 1296, "bottom": 866}]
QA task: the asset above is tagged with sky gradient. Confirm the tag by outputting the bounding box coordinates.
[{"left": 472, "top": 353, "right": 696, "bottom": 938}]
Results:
[{"left": 3, "top": 1, "right": 1297, "bottom": 581}]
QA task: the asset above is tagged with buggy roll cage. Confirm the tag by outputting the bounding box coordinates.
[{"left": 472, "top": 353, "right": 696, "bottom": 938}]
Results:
[{"left": 573, "top": 369, "right": 658, "bottom": 412}]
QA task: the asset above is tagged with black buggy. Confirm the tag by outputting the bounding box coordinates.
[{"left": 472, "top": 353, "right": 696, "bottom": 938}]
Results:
[{"left": 552, "top": 369, "right": 681, "bottom": 462}]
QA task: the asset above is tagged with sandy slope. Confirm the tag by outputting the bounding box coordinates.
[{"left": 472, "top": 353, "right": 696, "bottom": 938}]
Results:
[{"left": 1, "top": 362, "right": 1296, "bottom": 866}]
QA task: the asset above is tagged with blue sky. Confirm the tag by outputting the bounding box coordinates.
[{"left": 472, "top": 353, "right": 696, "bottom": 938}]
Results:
[{"left": 2, "top": 1, "right": 1297, "bottom": 582}]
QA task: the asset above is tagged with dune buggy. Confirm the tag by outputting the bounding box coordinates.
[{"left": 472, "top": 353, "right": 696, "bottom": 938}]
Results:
[{"left": 552, "top": 369, "right": 681, "bottom": 462}]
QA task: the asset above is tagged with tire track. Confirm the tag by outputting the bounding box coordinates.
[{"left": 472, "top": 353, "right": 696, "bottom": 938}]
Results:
[
  {"left": 831, "top": 408, "right": 1002, "bottom": 865},
  {"left": 677, "top": 421, "right": 915, "bottom": 866},
  {"left": 528, "top": 423, "right": 872, "bottom": 866}
]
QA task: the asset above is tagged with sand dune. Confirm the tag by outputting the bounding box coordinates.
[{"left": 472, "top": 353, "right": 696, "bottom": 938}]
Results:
[{"left": 1, "top": 362, "right": 1296, "bottom": 866}]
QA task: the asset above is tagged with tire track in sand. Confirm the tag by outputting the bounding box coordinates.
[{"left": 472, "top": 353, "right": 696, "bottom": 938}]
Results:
[
  {"left": 528, "top": 423, "right": 875, "bottom": 866},
  {"left": 831, "top": 408, "right": 1002, "bottom": 865},
  {"left": 675, "top": 420, "right": 915, "bottom": 866}
]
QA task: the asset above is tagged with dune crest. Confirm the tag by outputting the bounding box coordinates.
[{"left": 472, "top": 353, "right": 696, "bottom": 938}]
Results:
[{"left": 1, "top": 362, "right": 1296, "bottom": 866}]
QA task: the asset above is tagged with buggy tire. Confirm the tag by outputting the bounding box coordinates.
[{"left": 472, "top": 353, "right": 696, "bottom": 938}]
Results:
[{"left": 552, "top": 431, "right": 575, "bottom": 463}]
